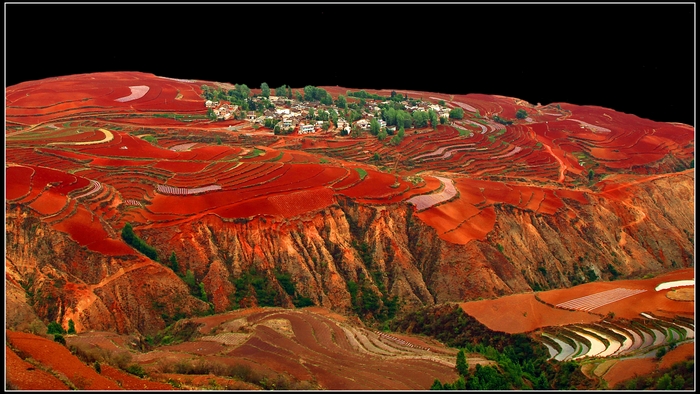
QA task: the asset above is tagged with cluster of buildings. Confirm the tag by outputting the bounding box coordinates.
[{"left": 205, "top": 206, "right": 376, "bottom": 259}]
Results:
[{"left": 205, "top": 94, "right": 453, "bottom": 136}]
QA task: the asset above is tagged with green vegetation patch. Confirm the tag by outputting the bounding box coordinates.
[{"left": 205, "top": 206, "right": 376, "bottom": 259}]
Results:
[
  {"left": 355, "top": 168, "right": 368, "bottom": 180},
  {"left": 243, "top": 148, "right": 265, "bottom": 159}
]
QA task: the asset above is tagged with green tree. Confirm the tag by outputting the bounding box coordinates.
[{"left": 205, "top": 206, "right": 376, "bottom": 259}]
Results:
[
  {"left": 47, "top": 321, "right": 66, "bottom": 335},
  {"left": 304, "top": 85, "right": 316, "bottom": 101},
  {"left": 450, "top": 107, "right": 465, "bottom": 119},
  {"left": 169, "top": 252, "right": 179, "bottom": 273},
  {"left": 275, "top": 85, "right": 288, "bottom": 97},
  {"left": 260, "top": 82, "right": 270, "bottom": 98},
  {"left": 377, "top": 129, "right": 388, "bottom": 141},
  {"left": 67, "top": 319, "right": 76, "bottom": 334},
  {"left": 384, "top": 107, "right": 397, "bottom": 126},
  {"left": 370, "top": 118, "right": 380, "bottom": 136},
  {"left": 94, "top": 361, "right": 102, "bottom": 374},
  {"left": 671, "top": 375, "right": 685, "bottom": 390},
  {"left": 216, "top": 136, "right": 222, "bottom": 145},
  {"left": 440, "top": 115, "right": 447, "bottom": 125},
  {"left": 308, "top": 107, "right": 315, "bottom": 120},
  {"left": 295, "top": 91, "right": 303, "bottom": 102},
  {"left": 656, "top": 373, "right": 672, "bottom": 390},
  {"left": 53, "top": 334, "right": 66, "bottom": 345},
  {"left": 430, "top": 379, "right": 443, "bottom": 390},
  {"left": 198, "top": 282, "right": 208, "bottom": 302},
  {"left": 235, "top": 84, "right": 251, "bottom": 100},
  {"left": 456, "top": 349, "right": 469, "bottom": 376},
  {"left": 183, "top": 269, "right": 197, "bottom": 289},
  {"left": 429, "top": 109, "right": 438, "bottom": 129},
  {"left": 398, "top": 126, "right": 405, "bottom": 139},
  {"left": 336, "top": 94, "right": 347, "bottom": 109},
  {"left": 515, "top": 109, "right": 528, "bottom": 119},
  {"left": 121, "top": 222, "right": 135, "bottom": 244},
  {"left": 320, "top": 93, "right": 333, "bottom": 106}
]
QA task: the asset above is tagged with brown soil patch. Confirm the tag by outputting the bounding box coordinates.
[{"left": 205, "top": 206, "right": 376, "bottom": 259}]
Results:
[
  {"left": 100, "top": 364, "right": 174, "bottom": 390},
  {"left": 603, "top": 357, "right": 657, "bottom": 388},
  {"left": 459, "top": 293, "right": 600, "bottom": 334},
  {"left": 665, "top": 287, "right": 694, "bottom": 301},
  {"left": 6, "top": 345, "right": 70, "bottom": 390},
  {"left": 658, "top": 342, "right": 694, "bottom": 370},
  {"left": 6, "top": 330, "right": 121, "bottom": 390}
]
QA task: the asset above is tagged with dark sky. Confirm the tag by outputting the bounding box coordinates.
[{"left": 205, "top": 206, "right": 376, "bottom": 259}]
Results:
[{"left": 5, "top": 3, "right": 695, "bottom": 125}]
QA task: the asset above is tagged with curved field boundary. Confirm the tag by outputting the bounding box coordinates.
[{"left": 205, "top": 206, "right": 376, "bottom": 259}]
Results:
[
  {"left": 375, "top": 331, "right": 432, "bottom": 352},
  {"left": 555, "top": 288, "right": 647, "bottom": 312},
  {"left": 569, "top": 118, "right": 611, "bottom": 133},
  {"left": 406, "top": 176, "right": 456, "bottom": 211},
  {"left": 490, "top": 145, "right": 522, "bottom": 160},
  {"left": 114, "top": 85, "right": 150, "bottom": 102},
  {"left": 47, "top": 128, "right": 114, "bottom": 146},
  {"left": 542, "top": 333, "right": 576, "bottom": 361},
  {"left": 170, "top": 142, "right": 198, "bottom": 151},
  {"left": 122, "top": 199, "right": 143, "bottom": 207},
  {"left": 567, "top": 328, "right": 606, "bottom": 359},
  {"left": 72, "top": 179, "right": 102, "bottom": 199},
  {"left": 156, "top": 184, "right": 222, "bottom": 195},
  {"left": 413, "top": 144, "right": 476, "bottom": 161},
  {"left": 655, "top": 280, "right": 694, "bottom": 291},
  {"left": 449, "top": 100, "right": 478, "bottom": 113}
]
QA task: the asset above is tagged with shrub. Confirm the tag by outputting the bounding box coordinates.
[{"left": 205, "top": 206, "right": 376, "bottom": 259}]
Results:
[
  {"left": 53, "top": 334, "right": 66, "bottom": 345},
  {"left": 47, "top": 321, "right": 66, "bottom": 335},
  {"left": 126, "top": 364, "right": 146, "bottom": 378}
]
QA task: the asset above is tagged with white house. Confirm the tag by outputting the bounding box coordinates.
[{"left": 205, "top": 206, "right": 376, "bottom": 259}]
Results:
[
  {"left": 299, "top": 124, "right": 315, "bottom": 134},
  {"left": 247, "top": 111, "right": 256, "bottom": 121},
  {"left": 356, "top": 119, "right": 369, "bottom": 129},
  {"left": 205, "top": 100, "right": 213, "bottom": 108},
  {"left": 276, "top": 108, "right": 290, "bottom": 115}
]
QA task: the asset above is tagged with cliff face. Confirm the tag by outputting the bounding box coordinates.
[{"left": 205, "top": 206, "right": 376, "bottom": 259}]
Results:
[
  {"left": 5, "top": 205, "right": 210, "bottom": 336},
  {"left": 5, "top": 172, "right": 694, "bottom": 336}
]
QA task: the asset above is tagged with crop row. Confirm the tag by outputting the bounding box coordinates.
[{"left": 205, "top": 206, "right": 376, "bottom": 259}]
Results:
[
  {"left": 556, "top": 288, "right": 648, "bottom": 312},
  {"left": 540, "top": 315, "right": 693, "bottom": 362},
  {"left": 156, "top": 184, "right": 222, "bottom": 195}
]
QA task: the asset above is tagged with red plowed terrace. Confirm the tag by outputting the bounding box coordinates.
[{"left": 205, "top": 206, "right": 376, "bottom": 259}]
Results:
[
  {"left": 6, "top": 72, "right": 694, "bottom": 248},
  {"left": 7, "top": 308, "right": 465, "bottom": 390}
]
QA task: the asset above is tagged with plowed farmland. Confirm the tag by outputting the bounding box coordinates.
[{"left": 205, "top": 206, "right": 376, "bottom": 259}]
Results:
[{"left": 5, "top": 72, "right": 694, "bottom": 390}]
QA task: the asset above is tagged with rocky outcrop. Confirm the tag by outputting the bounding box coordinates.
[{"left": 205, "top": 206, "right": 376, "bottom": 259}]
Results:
[{"left": 5, "top": 172, "right": 694, "bottom": 336}]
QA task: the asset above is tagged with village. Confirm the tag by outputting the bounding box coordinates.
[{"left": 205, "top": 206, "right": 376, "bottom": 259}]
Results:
[{"left": 204, "top": 90, "right": 454, "bottom": 137}]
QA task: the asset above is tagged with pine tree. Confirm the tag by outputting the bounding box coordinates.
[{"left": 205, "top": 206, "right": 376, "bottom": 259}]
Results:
[
  {"left": 169, "top": 252, "right": 179, "bottom": 273},
  {"left": 456, "top": 349, "right": 469, "bottom": 376}
]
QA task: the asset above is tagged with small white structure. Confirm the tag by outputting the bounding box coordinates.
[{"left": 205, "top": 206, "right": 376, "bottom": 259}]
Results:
[
  {"left": 299, "top": 124, "right": 315, "bottom": 134},
  {"left": 356, "top": 119, "right": 369, "bottom": 129},
  {"left": 276, "top": 108, "right": 290, "bottom": 115},
  {"left": 378, "top": 119, "right": 387, "bottom": 128},
  {"left": 247, "top": 111, "right": 256, "bottom": 121},
  {"left": 205, "top": 100, "right": 213, "bottom": 108}
]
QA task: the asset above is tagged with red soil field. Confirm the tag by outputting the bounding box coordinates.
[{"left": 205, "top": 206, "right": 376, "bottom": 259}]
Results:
[
  {"left": 6, "top": 330, "right": 121, "bottom": 390},
  {"left": 152, "top": 160, "right": 211, "bottom": 173},
  {"left": 6, "top": 345, "right": 70, "bottom": 390},
  {"left": 658, "top": 342, "right": 694, "bottom": 370},
  {"left": 460, "top": 293, "right": 602, "bottom": 334},
  {"left": 602, "top": 357, "right": 657, "bottom": 388},
  {"left": 51, "top": 204, "right": 134, "bottom": 255},
  {"left": 99, "top": 364, "right": 175, "bottom": 390},
  {"left": 5, "top": 165, "right": 34, "bottom": 200},
  {"left": 536, "top": 268, "right": 694, "bottom": 321}
]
